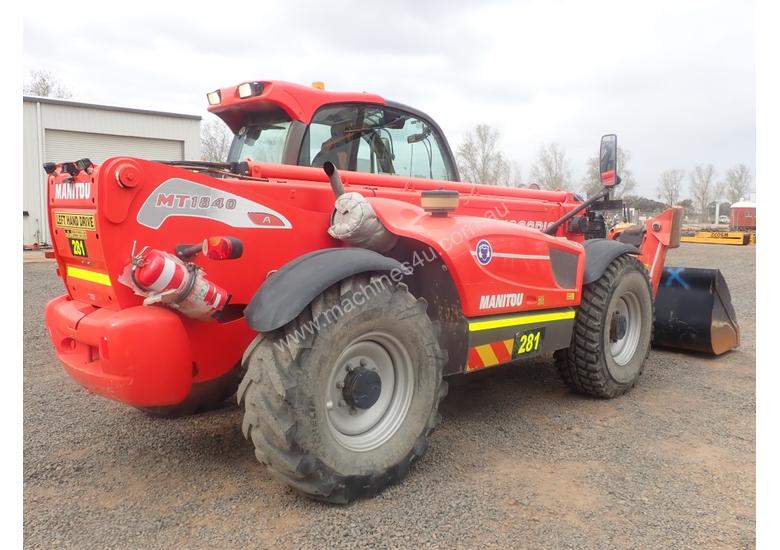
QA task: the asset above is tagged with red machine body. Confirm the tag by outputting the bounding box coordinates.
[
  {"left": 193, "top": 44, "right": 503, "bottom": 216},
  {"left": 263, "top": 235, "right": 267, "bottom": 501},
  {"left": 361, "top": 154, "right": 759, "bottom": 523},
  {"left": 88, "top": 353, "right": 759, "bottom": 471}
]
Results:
[{"left": 43, "top": 81, "right": 679, "bottom": 409}]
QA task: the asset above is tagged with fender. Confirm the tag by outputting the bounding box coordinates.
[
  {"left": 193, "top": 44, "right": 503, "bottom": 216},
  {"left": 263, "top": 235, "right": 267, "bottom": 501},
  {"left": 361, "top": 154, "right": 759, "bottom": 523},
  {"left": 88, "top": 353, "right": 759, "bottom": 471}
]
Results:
[
  {"left": 245, "top": 247, "right": 404, "bottom": 332},
  {"left": 366, "top": 197, "right": 585, "bottom": 317},
  {"left": 581, "top": 239, "right": 639, "bottom": 285}
]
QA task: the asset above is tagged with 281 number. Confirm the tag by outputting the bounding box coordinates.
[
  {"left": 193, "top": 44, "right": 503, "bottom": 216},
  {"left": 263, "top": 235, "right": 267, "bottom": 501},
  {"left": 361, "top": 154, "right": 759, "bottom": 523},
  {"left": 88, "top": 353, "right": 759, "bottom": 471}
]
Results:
[
  {"left": 69, "top": 238, "right": 87, "bottom": 257},
  {"left": 515, "top": 329, "right": 544, "bottom": 356}
]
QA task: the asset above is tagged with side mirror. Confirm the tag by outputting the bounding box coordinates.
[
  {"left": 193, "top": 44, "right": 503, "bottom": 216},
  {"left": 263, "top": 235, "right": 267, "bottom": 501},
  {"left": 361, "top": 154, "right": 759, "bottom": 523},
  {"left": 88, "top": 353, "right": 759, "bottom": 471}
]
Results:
[{"left": 599, "top": 134, "right": 618, "bottom": 187}]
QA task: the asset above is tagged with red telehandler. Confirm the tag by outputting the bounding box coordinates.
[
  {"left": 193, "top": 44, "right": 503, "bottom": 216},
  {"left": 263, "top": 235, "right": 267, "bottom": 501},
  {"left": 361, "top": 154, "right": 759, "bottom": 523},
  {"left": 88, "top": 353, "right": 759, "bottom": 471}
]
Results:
[{"left": 43, "top": 81, "right": 740, "bottom": 502}]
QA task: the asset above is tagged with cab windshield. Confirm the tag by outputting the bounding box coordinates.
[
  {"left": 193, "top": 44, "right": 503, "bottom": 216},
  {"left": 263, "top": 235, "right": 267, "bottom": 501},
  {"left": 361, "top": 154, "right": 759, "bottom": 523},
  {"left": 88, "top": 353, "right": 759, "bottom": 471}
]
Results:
[{"left": 227, "top": 112, "right": 292, "bottom": 164}]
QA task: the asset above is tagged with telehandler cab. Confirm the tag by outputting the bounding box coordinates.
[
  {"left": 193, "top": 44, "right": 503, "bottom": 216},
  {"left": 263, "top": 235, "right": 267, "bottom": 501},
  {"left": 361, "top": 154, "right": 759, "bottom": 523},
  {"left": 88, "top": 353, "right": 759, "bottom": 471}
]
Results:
[{"left": 43, "top": 80, "right": 739, "bottom": 502}]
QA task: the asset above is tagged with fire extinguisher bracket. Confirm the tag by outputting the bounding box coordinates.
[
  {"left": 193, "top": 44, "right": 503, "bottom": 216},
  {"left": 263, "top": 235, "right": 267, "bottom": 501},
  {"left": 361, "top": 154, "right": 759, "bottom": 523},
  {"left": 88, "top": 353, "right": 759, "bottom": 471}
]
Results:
[{"left": 171, "top": 264, "right": 200, "bottom": 306}]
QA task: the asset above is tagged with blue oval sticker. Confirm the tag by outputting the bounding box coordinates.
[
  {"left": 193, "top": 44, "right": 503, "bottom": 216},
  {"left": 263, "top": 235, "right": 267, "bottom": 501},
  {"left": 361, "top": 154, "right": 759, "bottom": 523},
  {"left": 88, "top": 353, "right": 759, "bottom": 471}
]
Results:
[{"left": 476, "top": 239, "right": 492, "bottom": 265}]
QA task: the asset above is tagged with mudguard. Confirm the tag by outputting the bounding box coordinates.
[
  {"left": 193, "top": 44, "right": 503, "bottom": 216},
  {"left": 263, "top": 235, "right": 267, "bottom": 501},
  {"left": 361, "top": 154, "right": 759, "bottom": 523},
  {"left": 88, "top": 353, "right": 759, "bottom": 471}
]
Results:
[
  {"left": 581, "top": 239, "right": 639, "bottom": 285},
  {"left": 366, "top": 197, "right": 585, "bottom": 317},
  {"left": 245, "top": 247, "right": 404, "bottom": 332}
]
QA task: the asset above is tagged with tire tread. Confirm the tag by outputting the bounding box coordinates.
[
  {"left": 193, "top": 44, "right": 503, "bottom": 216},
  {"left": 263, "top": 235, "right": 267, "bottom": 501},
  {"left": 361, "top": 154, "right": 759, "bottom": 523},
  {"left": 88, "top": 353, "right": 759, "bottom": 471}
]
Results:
[
  {"left": 240, "top": 275, "right": 447, "bottom": 503},
  {"left": 555, "top": 254, "right": 653, "bottom": 399}
]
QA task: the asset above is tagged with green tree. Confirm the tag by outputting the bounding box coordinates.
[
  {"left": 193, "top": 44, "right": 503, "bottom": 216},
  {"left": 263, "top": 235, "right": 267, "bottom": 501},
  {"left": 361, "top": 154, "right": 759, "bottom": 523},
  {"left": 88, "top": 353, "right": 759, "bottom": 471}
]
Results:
[
  {"left": 623, "top": 195, "right": 667, "bottom": 214},
  {"left": 657, "top": 169, "right": 685, "bottom": 207},
  {"left": 678, "top": 198, "right": 694, "bottom": 210},
  {"left": 723, "top": 164, "right": 752, "bottom": 204},
  {"left": 23, "top": 69, "right": 72, "bottom": 98},
  {"left": 689, "top": 164, "right": 717, "bottom": 223},
  {"left": 200, "top": 118, "right": 232, "bottom": 162},
  {"left": 456, "top": 124, "right": 510, "bottom": 185},
  {"left": 530, "top": 143, "right": 572, "bottom": 191}
]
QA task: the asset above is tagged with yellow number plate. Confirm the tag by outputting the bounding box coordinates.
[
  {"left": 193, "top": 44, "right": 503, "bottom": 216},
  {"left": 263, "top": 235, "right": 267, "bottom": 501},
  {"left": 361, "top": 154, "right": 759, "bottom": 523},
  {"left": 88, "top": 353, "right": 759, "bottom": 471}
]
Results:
[
  {"left": 68, "top": 238, "right": 88, "bottom": 257},
  {"left": 55, "top": 212, "right": 96, "bottom": 230},
  {"left": 514, "top": 328, "right": 545, "bottom": 357}
]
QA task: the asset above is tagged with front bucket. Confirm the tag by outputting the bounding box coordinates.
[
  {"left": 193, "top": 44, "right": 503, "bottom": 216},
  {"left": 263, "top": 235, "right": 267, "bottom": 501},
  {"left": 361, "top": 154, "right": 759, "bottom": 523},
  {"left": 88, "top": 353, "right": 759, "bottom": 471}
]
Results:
[{"left": 653, "top": 267, "right": 740, "bottom": 355}]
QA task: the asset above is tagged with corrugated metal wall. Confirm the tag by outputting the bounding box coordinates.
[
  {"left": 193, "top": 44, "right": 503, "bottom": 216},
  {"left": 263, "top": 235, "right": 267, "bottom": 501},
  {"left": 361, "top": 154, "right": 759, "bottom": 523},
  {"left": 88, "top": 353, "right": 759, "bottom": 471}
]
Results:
[
  {"left": 45, "top": 130, "right": 183, "bottom": 164},
  {"left": 23, "top": 98, "right": 201, "bottom": 245}
]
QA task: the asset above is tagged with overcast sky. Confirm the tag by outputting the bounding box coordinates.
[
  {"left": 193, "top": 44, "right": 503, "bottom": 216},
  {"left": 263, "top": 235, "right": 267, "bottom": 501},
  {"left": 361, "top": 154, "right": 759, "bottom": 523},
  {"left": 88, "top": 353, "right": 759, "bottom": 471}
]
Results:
[{"left": 23, "top": 0, "right": 754, "bottom": 198}]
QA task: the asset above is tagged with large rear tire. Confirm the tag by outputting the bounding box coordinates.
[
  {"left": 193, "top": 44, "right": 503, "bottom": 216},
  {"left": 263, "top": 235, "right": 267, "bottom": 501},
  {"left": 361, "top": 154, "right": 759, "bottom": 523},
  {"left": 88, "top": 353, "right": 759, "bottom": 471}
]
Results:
[
  {"left": 555, "top": 254, "right": 653, "bottom": 398},
  {"left": 238, "top": 274, "right": 447, "bottom": 503}
]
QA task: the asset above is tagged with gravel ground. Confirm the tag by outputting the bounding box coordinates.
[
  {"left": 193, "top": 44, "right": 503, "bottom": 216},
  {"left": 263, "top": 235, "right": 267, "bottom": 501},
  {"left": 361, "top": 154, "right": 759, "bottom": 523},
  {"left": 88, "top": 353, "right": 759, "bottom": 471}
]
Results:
[{"left": 24, "top": 243, "right": 755, "bottom": 549}]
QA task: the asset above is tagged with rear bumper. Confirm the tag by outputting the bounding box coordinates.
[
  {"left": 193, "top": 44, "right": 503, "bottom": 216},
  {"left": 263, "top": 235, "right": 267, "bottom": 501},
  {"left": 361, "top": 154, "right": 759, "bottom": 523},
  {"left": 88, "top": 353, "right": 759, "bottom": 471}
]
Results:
[{"left": 45, "top": 295, "right": 194, "bottom": 407}]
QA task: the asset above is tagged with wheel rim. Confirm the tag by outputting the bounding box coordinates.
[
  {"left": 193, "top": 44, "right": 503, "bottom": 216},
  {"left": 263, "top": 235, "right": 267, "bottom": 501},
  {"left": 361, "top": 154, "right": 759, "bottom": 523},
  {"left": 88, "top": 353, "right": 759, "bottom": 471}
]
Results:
[
  {"left": 325, "top": 331, "right": 414, "bottom": 452},
  {"left": 609, "top": 290, "right": 643, "bottom": 367}
]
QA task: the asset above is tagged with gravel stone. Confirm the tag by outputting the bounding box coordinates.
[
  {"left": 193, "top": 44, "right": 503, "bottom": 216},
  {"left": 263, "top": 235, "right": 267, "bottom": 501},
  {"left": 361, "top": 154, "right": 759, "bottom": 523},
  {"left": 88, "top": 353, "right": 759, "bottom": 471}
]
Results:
[{"left": 24, "top": 243, "right": 755, "bottom": 548}]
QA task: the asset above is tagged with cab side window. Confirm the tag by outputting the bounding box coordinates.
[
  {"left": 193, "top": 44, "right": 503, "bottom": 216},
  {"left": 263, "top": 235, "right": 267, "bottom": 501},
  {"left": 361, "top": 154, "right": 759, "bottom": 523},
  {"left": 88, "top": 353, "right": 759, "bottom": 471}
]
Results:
[
  {"left": 370, "top": 108, "right": 451, "bottom": 180},
  {"left": 359, "top": 107, "right": 452, "bottom": 180}
]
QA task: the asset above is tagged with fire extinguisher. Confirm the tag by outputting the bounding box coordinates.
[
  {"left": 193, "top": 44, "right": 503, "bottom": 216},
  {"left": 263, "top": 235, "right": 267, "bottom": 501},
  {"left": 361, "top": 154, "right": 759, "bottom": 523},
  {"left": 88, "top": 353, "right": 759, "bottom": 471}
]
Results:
[{"left": 129, "top": 248, "right": 230, "bottom": 320}]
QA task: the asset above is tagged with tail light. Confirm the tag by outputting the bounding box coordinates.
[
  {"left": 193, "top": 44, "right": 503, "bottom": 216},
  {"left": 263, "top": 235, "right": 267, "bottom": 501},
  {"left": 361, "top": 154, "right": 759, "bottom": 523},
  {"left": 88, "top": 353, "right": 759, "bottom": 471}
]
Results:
[{"left": 202, "top": 237, "right": 243, "bottom": 260}]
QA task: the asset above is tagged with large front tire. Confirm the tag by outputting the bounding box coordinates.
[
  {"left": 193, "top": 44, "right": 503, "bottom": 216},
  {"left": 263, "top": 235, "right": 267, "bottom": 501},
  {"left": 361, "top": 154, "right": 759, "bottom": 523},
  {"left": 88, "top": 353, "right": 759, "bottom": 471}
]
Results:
[
  {"left": 555, "top": 254, "right": 653, "bottom": 398},
  {"left": 238, "top": 275, "right": 447, "bottom": 503}
]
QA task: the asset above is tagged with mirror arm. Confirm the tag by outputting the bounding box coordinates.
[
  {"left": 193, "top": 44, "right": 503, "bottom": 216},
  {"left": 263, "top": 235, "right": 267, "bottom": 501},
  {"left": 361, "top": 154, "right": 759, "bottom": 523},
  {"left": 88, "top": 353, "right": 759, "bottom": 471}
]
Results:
[{"left": 544, "top": 187, "right": 611, "bottom": 236}]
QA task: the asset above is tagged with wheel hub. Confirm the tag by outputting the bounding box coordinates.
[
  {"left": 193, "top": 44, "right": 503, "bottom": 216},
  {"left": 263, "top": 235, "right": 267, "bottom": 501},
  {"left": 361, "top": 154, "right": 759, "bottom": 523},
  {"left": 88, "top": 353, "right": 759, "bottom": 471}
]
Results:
[
  {"left": 325, "top": 332, "right": 415, "bottom": 452},
  {"left": 610, "top": 312, "right": 628, "bottom": 342},
  {"left": 609, "top": 291, "right": 643, "bottom": 367},
  {"left": 342, "top": 366, "right": 382, "bottom": 409}
]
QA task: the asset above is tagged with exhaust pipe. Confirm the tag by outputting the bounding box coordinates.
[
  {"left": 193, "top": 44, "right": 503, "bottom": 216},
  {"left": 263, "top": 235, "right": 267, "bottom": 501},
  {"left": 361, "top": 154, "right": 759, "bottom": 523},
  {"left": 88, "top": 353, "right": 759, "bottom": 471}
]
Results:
[{"left": 323, "top": 161, "right": 345, "bottom": 197}]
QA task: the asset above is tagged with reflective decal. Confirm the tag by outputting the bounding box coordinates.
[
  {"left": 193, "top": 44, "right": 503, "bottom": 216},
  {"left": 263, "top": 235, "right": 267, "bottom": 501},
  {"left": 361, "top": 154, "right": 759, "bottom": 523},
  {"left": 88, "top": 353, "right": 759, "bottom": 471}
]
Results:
[
  {"left": 467, "top": 308, "right": 576, "bottom": 332},
  {"left": 137, "top": 178, "right": 293, "bottom": 230},
  {"left": 66, "top": 265, "right": 111, "bottom": 286}
]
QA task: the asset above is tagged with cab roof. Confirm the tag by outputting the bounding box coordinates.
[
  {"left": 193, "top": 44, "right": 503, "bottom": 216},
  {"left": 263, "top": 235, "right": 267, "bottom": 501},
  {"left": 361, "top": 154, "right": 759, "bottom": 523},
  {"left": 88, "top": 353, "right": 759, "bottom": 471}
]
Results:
[{"left": 207, "top": 80, "right": 386, "bottom": 132}]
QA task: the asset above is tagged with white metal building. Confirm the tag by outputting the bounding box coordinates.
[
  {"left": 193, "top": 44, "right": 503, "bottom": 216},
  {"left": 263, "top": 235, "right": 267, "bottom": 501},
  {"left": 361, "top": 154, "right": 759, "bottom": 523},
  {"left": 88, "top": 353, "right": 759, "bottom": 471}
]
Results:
[{"left": 23, "top": 96, "right": 201, "bottom": 245}]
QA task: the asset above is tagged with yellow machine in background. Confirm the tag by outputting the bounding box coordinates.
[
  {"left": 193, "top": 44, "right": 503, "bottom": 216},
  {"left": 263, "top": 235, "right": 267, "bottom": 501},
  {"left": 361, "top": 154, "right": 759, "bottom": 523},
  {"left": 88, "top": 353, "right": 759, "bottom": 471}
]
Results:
[{"left": 680, "top": 231, "right": 751, "bottom": 245}]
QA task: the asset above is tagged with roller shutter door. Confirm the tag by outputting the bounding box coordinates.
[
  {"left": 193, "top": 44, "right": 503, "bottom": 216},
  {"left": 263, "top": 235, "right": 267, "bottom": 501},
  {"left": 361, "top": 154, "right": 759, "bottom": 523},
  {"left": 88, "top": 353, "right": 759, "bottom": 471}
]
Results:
[{"left": 45, "top": 129, "right": 184, "bottom": 164}]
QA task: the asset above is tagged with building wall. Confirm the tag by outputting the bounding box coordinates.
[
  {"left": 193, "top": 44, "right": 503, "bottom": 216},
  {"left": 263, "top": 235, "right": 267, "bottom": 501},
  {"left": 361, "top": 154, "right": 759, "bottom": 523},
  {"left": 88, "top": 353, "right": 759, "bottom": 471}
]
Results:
[
  {"left": 731, "top": 207, "right": 756, "bottom": 229},
  {"left": 22, "top": 97, "right": 201, "bottom": 245}
]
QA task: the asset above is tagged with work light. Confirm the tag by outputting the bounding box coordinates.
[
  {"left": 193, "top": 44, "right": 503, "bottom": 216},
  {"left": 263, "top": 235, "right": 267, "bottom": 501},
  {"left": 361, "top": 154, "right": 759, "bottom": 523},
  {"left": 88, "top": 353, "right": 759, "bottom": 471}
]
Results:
[
  {"left": 237, "top": 82, "right": 263, "bottom": 99},
  {"left": 207, "top": 90, "right": 221, "bottom": 105}
]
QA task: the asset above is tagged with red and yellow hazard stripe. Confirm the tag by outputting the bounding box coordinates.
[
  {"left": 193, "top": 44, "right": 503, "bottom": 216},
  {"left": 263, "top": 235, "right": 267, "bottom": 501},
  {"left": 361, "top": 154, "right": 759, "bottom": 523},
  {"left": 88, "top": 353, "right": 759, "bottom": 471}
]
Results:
[
  {"left": 465, "top": 309, "right": 576, "bottom": 372},
  {"left": 466, "top": 338, "right": 514, "bottom": 371}
]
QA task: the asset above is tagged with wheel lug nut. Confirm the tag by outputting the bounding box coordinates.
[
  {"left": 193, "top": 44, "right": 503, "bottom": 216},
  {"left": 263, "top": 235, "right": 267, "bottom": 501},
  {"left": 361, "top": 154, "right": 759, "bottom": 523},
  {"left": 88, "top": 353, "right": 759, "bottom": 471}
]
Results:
[
  {"left": 338, "top": 400, "right": 346, "bottom": 407},
  {"left": 336, "top": 381, "right": 344, "bottom": 389},
  {"left": 345, "top": 363, "right": 353, "bottom": 372},
  {"left": 348, "top": 407, "right": 357, "bottom": 415},
  {"left": 359, "top": 359, "right": 367, "bottom": 367},
  {"left": 326, "top": 400, "right": 334, "bottom": 410}
]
